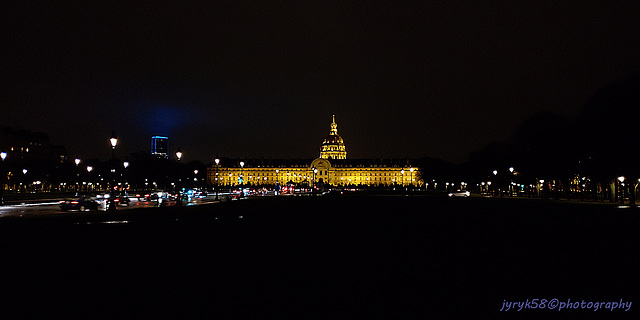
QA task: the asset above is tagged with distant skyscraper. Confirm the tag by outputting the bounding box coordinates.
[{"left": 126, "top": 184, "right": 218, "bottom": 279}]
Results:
[{"left": 151, "top": 136, "right": 169, "bottom": 159}]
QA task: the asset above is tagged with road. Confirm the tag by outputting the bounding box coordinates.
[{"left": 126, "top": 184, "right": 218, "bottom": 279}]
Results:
[
  {"left": 0, "top": 195, "right": 639, "bottom": 318},
  {"left": 0, "top": 194, "right": 227, "bottom": 218}
]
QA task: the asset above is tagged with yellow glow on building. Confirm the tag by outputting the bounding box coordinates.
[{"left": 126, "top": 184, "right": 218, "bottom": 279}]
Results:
[
  {"left": 207, "top": 115, "right": 422, "bottom": 187},
  {"left": 320, "top": 114, "right": 347, "bottom": 160}
]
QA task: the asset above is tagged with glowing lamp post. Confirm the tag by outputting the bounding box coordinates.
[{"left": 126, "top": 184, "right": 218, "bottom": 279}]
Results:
[
  {"left": 109, "top": 131, "right": 118, "bottom": 159},
  {"left": 410, "top": 167, "right": 415, "bottom": 187},
  {"left": 86, "top": 166, "right": 93, "bottom": 192},
  {"left": 108, "top": 131, "right": 118, "bottom": 211},
  {"left": 0, "top": 151, "right": 6, "bottom": 206},
  {"left": 618, "top": 176, "right": 625, "bottom": 203},
  {"left": 409, "top": 167, "right": 415, "bottom": 195},
  {"left": 74, "top": 156, "right": 81, "bottom": 196},
  {"left": 21, "top": 169, "right": 27, "bottom": 193},
  {"left": 537, "top": 179, "right": 545, "bottom": 198},
  {"left": 176, "top": 148, "right": 183, "bottom": 206},
  {"left": 123, "top": 161, "right": 129, "bottom": 191},
  {"left": 508, "top": 167, "right": 515, "bottom": 196},
  {"left": 313, "top": 168, "right": 318, "bottom": 193},
  {"left": 214, "top": 158, "right": 220, "bottom": 200}
]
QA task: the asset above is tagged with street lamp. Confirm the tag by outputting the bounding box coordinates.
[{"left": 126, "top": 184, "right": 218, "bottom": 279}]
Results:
[
  {"left": 75, "top": 156, "right": 81, "bottom": 196},
  {"left": 508, "top": 167, "right": 515, "bottom": 196},
  {"left": 214, "top": 158, "right": 220, "bottom": 200},
  {"left": 537, "top": 179, "right": 545, "bottom": 198},
  {"left": 0, "top": 151, "right": 6, "bottom": 206},
  {"left": 410, "top": 167, "right": 415, "bottom": 187},
  {"left": 109, "top": 131, "right": 118, "bottom": 158},
  {"left": 123, "top": 161, "right": 129, "bottom": 191},
  {"left": 86, "top": 166, "right": 93, "bottom": 192},
  {"left": 239, "top": 161, "right": 245, "bottom": 186},
  {"left": 492, "top": 170, "right": 498, "bottom": 197},
  {"left": 618, "top": 176, "right": 625, "bottom": 203},
  {"left": 21, "top": 169, "right": 27, "bottom": 193},
  {"left": 175, "top": 149, "right": 184, "bottom": 206},
  {"left": 108, "top": 131, "right": 118, "bottom": 211},
  {"left": 313, "top": 168, "right": 318, "bottom": 192}
]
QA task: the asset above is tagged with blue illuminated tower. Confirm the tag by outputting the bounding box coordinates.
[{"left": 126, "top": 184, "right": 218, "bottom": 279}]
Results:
[{"left": 151, "top": 136, "right": 169, "bottom": 159}]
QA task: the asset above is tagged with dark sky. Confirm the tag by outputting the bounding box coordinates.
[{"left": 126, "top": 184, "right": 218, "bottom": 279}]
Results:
[{"left": 3, "top": 1, "right": 639, "bottom": 163}]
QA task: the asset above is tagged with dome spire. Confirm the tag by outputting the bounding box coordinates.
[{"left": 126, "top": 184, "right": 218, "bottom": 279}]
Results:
[{"left": 330, "top": 114, "right": 338, "bottom": 135}]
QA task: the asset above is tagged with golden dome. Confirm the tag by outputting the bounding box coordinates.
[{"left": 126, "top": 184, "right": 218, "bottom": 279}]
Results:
[
  {"left": 320, "top": 114, "right": 347, "bottom": 159},
  {"left": 323, "top": 134, "right": 344, "bottom": 145}
]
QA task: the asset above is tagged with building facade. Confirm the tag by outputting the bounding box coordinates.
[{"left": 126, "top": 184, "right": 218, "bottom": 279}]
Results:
[
  {"left": 0, "top": 126, "right": 67, "bottom": 163},
  {"left": 207, "top": 115, "right": 422, "bottom": 187}
]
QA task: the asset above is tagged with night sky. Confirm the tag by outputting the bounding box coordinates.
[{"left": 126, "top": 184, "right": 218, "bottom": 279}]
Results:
[{"left": 3, "top": 1, "right": 639, "bottom": 163}]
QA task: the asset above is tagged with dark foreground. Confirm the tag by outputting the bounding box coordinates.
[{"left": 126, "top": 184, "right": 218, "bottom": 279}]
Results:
[{"left": 1, "top": 196, "right": 638, "bottom": 318}]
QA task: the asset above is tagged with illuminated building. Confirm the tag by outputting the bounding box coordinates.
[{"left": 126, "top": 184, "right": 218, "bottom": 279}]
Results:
[
  {"left": 207, "top": 115, "right": 422, "bottom": 187},
  {"left": 320, "top": 114, "right": 347, "bottom": 160},
  {"left": 151, "top": 136, "right": 169, "bottom": 159}
]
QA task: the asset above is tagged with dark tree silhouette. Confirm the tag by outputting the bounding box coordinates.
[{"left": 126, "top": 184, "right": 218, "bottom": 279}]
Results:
[{"left": 466, "top": 72, "right": 640, "bottom": 203}]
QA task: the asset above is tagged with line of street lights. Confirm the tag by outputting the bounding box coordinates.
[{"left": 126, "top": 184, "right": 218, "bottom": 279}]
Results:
[
  {"left": 4, "top": 136, "right": 640, "bottom": 206},
  {"left": 1, "top": 135, "right": 197, "bottom": 207}
]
